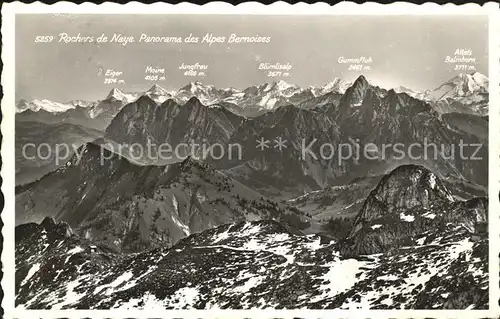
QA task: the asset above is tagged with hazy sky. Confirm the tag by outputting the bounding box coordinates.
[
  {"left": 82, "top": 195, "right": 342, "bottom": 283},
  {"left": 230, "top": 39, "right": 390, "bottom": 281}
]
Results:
[{"left": 16, "top": 14, "right": 488, "bottom": 102}]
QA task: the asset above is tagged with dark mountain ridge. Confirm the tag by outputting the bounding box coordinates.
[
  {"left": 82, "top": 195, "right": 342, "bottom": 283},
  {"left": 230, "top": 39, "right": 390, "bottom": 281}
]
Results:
[
  {"left": 104, "top": 96, "right": 244, "bottom": 161},
  {"left": 16, "top": 141, "right": 310, "bottom": 252},
  {"left": 215, "top": 75, "right": 487, "bottom": 197}
]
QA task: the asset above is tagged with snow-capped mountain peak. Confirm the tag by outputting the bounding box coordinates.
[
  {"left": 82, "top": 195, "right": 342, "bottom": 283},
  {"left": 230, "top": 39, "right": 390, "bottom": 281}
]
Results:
[
  {"left": 259, "top": 80, "right": 297, "bottom": 94},
  {"left": 393, "top": 86, "right": 414, "bottom": 94},
  {"left": 174, "top": 81, "right": 236, "bottom": 106},
  {"left": 449, "top": 72, "right": 489, "bottom": 93},
  {"left": 106, "top": 88, "right": 125, "bottom": 100},
  {"left": 16, "top": 98, "right": 76, "bottom": 113},
  {"left": 142, "top": 84, "right": 172, "bottom": 105},
  {"left": 246, "top": 80, "right": 303, "bottom": 109},
  {"left": 428, "top": 72, "right": 488, "bottom": 101},
  {"left": 393, "top": 86, "right": 429, "bottom": 100},
  {"left": 179, "top": 81, "right": 210, "bottom": 94},
  {"left": 105, "top": 88, "right": 139, "bottom": 104},
  {"left": 147, "top": 84, "right": 169, "bottom": 96},
  {"left": 320, "top": 78, "right": 352, "bottom": 95},
  {"left": 274, "top": 80, "right": 295, "bottom": 91},
  {"left": 470, "top": 71, "right": 488, "bottom": 87}
]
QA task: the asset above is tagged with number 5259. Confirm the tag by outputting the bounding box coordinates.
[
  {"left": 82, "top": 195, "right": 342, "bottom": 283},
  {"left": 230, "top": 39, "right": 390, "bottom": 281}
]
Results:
[{"left": 34, "top": 36, "right": 54, "bottom": 43}]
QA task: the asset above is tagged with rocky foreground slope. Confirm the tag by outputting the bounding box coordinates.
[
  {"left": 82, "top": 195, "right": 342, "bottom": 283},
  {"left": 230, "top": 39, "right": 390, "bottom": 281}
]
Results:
[
  {"left": 15, "top": 218, "right": 487, "bottom": 309},
  {"left": 16, "top": 165, "right": 488, "bottom": 309}
]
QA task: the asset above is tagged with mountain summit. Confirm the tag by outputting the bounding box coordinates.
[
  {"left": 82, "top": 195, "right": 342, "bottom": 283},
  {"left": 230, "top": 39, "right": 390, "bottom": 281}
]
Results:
[
  {"left": 105, "top": 88, "right": 138, "bottom": 103},
  {"left": 147, "top": 83, "right": 170, "bottom": 95},
  {"left": 425, "top": 72, "right": 489, "bottom": 116},
  {"left": 175, "top": 81, "right": 237, "bottom": 105},
  {"left": 340, "top": 75, "right": 371, "bottom": 107},
  {"left": 344, "top": 165, "right": 486, "bottom": 255},
  {"left": 351, "top": 165, "right": 455, "bottom": 230},
  {"left": 428, "top": 72, "right": 488, "bottom": 101}
]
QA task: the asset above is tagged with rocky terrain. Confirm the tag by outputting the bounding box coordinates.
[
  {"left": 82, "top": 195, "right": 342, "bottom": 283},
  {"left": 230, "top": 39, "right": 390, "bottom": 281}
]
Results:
[
  {"left": 342, "top": 165, "right": 487, "bottom": 256},
  {"left": 15, "top": 73, "right": 489, "bottom": 310},
  {"left": 16, "top": 165, "right": 488, "bottom": 309}
]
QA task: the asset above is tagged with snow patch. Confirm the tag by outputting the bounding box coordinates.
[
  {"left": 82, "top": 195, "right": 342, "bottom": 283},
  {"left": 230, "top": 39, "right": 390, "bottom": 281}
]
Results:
[
  {"left": 377, "top": 274, "right": 399, "bottom": 281},
  {"left": 422, "top": 212, "right": 436, "bottom": 219},
  {"left": 212, "top": 225, "right": 232, "bottom": 243},
  {"left": 305, "top": 237, "right": 323, "bottom": 251},
  {"left": 167, "top": 287, "right": 200, "bottom": 308},
  {"left": 428, "top": 173, "right": 437, "bottom": 189},
  {"left": 239, "top": 222, "right": 262, "bottom": 236},
  {"left": 400, "top": 212, "right": 415, "bottom": 222},
  {"left": 64, "top": 246, "right": 85, "bottom": 263},
  {"left": 171, "top": 215, "right": 191, "bottom": 236},
  {"left": 311, "top": 259, "right": 369, "bottom": 302},
  {"left": 119, "top": 292, "right": 166, "bottom": 309},
  {"left": 94, "top": 271, "right": 134, "bottom": 295},
  {"left": 416, "top": 236, "right": 427, "bottom": 245},
  {"left": 234, "top": 275, "right": 265, "bottom": 293},
  {"left": 51, "top": 275, "right": 91, "bottom": 309},
  {"left": 172, "top": 195, "right": 179, "bottom": 214},
  {"left": 21, "top": 263, "right": 41, "bottom": 286}
]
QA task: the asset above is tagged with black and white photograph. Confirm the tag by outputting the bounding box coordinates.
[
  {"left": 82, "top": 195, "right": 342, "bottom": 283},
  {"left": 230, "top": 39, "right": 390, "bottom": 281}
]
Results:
[{"left": 3, "top": 5, "right": 495, "bottom": 314}]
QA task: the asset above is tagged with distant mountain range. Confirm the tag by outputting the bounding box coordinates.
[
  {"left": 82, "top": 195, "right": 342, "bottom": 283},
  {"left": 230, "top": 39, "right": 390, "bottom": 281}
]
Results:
[
  {"left": 16, "top": 78, "right": 351, "bottom": 115},
  {"left": 16, "top": 72, "right": 489, "bottom": 119},
  {"left": 16, "top": 74, "right": 489, "bottom": 198}
]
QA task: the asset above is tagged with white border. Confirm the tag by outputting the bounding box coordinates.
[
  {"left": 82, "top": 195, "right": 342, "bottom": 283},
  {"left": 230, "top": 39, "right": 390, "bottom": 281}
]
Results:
[
  {"left": 2, "top": 2, "right": 500, "bottom": 318},
  {"left": 1, "top": 1, "right": 499, "bottom": 14},
  {"left": 488, "top": 4, "right": 500, "bottom": 312}
]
